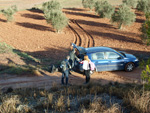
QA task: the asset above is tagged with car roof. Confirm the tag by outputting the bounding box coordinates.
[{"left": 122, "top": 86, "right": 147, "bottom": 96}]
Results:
[{"left": 85, "top": 46, "right": 116, "bottom": 54}]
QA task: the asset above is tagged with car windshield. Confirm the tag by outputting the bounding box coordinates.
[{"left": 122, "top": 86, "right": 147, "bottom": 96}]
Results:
[{"left": 116, "top": 50, "right": 126, "bottom": 57}]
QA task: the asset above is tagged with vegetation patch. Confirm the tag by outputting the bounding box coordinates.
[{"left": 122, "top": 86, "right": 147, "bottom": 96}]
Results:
[
  {"left": 0, "top": 83, "right": 149, "bottom": 113},
  {"left": 42, "top": 0, "right": 68, "bottom": 32},
  {"left": 140, "top": 12, "right": 150, "bottom": 45},
  {"left": 1, "top": 5, "right": 17, "bottom": 22},
  {"left": 137, "top": 0, "right": 150, "bottom": 13},
  {"left": 95, "top": 0, "right": 115, "bottom": 19},
  {"left": 0, "top": 42, "right": 13, "bottom": 53},
  {"left": 0, "top": 42, "right": 50, "bottom": 75},
  {"left": 111, "top": 4, "right": 136, "bottom": 29},
  {"left": 82, "top": 0, "right": 96, "bottom": 11},
  {"left": 123, "top": 0, "right": 138, "bottom": 8}
]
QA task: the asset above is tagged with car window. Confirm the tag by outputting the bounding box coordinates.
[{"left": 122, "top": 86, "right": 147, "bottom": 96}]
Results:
[
  {"left": 105, "top": 52, "right": 120, "bottom": 59},
  {"left": 91, "top": 52, "right": 104, "bottom": 60}
]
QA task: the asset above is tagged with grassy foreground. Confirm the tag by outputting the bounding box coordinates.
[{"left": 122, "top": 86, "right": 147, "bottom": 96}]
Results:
[{"left": 0, "top": 83, "right": 150, "bottom": 113}]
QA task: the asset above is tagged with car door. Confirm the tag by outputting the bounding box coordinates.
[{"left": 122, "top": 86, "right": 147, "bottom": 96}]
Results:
[
  {"left": 105, "top": 52, "right": 125, "bottom": 71},
  {"left": 90, "top": 52, "right": 110, "bottom": 71}
]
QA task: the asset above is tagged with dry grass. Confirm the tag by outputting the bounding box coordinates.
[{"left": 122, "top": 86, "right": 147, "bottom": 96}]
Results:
[
  {"left": 126, "top": 91, "right": 150, "bottom": 113},
  {"left": 81, "top": 97, "right": 121, "bottom": 113},
  {"left": 56, "top": 95, "right": 65, "bottom": 111},
  {"left": 48, "top": 93, "right": 53, "bottom": 105},
  {"left": 0, "top": 83, "right": 149, "bottom": 113},
  {"left": 103, "top": 104, "right": 121, "bottom": 113},
  {"left": 0, "top": 95, "right": 20, "bottom": 113}
]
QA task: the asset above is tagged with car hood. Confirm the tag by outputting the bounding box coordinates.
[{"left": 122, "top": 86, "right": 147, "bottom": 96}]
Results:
[{"left": 125, "top": 53, "right": 136, "bottom": 59}]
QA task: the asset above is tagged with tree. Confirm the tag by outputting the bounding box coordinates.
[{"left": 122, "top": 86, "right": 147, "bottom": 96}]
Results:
[
  {"left": 141, "top": 60, "right": 150, "bottom": 90},
  {"left": 137, "top": 0, "right": 150, "bottom": 13},
  {"left": 51, "top": 12, "right": 68, "bottom": 33},
  {"left": 111, "top": 4, "right": 136, "bottom": 29},
  {"left": 42, "top": 1, "right": 68, "bottom": 32},
  {"left": 1, "top": 5, "right": 17, "bottom": 22},
  {"left": 95, "top": 0, "right": 115, "bottom": 19},
  {"left": 42, "top": 0, "right": 61, "bottom": 13},
  {"left": 82, "top": 0, "right": 96, "bottom": 11},
  {"left": 140, "top": 12, "right": 150, "bottom": 45},
  {"left": 123, "top": 0, "right": 138, "bottom": 8}
]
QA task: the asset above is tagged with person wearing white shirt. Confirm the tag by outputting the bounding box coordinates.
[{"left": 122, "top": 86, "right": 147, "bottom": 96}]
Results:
[{"left": 80, "top": 55, "right": 91, "bottom": 84}]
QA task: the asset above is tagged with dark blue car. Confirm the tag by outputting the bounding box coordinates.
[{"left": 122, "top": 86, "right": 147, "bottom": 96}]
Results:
[{"left": 72, "top": 43, "right": 139, "bottom": 72}]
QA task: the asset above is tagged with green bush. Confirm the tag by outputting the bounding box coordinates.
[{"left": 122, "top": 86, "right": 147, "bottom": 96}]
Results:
[
  {"left": 111, "top": 4, "right": 136, "bottom": 29},
  {"left": 42, "top": 0, "right": 61, "bottom": 13},
  {"left": 141, "top": 65, "right": 150, "bottom": 90},
  {"left": 137, "top": 0, "right": 150, "bottom": 13},
  {"left": 43, "top": 1, "right": 68, "bottom": 32},
  {"left": 0, "top": 42, "right": 13, "bottom": 53},
  {"left": 140, "top": 12, "right": 150, "bottom": 45},
  {"left": 82, "top": 0, "right": 96, "bottom": 11},
  {"left": 123, "top": 0, "right": 138, "bottom": 8},
  {"left": 51, "top": 11, "right": 68, "bottom": 32},
  {"left": 1, "top": 5, "right": 17, "bottom": 22},
  {"left": 95, "top": 0, "right": 115, "bottom": 19}
]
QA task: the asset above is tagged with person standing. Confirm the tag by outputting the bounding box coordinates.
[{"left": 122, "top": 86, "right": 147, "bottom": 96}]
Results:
[
  {"left": 69, "top": 48, "right": 79, "bottom": 71},
  {"left": 80, "top": 55, "right": 91, "bottom": 84},
  {"left": 60, "top": 56, "right": 71, "bottom": 85}
]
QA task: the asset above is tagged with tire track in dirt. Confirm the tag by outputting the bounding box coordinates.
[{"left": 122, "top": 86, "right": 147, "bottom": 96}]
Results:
[
  {"left": 72, "top": 19, "right": 95, "bottom": 47},
  {"left": 68, "top": 23, "right": 82, "bottom": 46},
  {"left": 68, "top": 19, "right": 95, "bottom": 48}
]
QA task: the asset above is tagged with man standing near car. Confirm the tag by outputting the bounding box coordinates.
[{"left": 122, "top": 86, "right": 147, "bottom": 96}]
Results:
[
  {"left": 60, "top": 56, "right": 71, "bottom": 85},
  {"left": 69, "top": 48, "right": 79, "bottom": 71}
]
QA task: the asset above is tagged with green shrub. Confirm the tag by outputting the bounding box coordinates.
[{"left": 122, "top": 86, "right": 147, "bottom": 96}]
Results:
[
  {"left": 140, "top": 12, "right": 150, "bottom": 45},
  {"left": 111, "top": 4, "right": 136, "bottom": 29},
  {"left": 95, "top": 0, "right": 115, "bottom": 19},
  {"left": 140, "top": 58, "right": 150, "bottom": 90},
  {"left": 1, "top": 5, "right": 17, "bottom": 22},
  {"left": 82, "top": 0, "right": 96, "bottom": 11},
  {"left": 0, "top": 42, "right": 13, "bottom": 53},
  {"left": 42, "top": 0, "right": 62, "bottom": 14},
  {"left": 141, "top": 65, "right": 150, "bottom": 90},
  {"left": 137, "top": 0, "right": 150, "bottom": 13},
  {"left": 43, "top": 1, "right": 68, "bottom": 32},
  {"left": 51, "top": 11, "right": 68, "bottom": 32},
  {"left": 123, "top": 0, "right": 138, "bottom": 8}
]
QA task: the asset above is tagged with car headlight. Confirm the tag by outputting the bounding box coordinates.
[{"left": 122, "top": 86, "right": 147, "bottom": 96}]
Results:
[{"left": 135, "top": 58, "right": 139, "bottom": 61}]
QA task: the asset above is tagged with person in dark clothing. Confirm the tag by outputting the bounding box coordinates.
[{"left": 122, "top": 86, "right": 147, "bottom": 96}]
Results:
[
  {"left": 69, "top": 48, "right": 79, "bottom": 71},
  {"left": 60, "top": 56, "right": 71, "bottom": 85}
]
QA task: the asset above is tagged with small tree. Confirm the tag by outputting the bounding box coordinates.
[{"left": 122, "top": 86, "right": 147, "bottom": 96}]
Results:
[
  {"left": 94, "top": 0, "right": 115, "bottom": 19},
  {"left": 1, "top": 5, "right": 17, "bottom": 22},
  {"left": 141, "top": 64, "right": 150, "bottom": 90},
  {"left": 123, "top": 0, "right": 138, "bottom": 8},
  {"left": 45, "top": 11, "right": 68, "bottom": 33},
  {"left": 111, "top": 4, "right": 136, "bottom": 29},
  {"left": 42, "top": 0, "right": 62, "bottom": 13},
  {"left": 140, "top": 12, "right": 150, "bottom": 45},
  {"left": 137, "top": 0, "right": 150, "bottom": 13},
  {"left": 42, "top": 1, "right": 68, "bottom": 33},
  {"left": 82, "top": 0, "right": 96, "bottom": 11}
]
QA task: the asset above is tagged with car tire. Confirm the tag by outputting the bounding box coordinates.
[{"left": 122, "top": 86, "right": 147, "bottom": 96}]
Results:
[{"left": 125, "top": 62, "right": 135, "bottom": 72}]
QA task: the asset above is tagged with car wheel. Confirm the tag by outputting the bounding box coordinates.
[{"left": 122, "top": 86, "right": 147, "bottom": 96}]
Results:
[{"left": 125, "top": 62, "right": 135, "bottom": 72}]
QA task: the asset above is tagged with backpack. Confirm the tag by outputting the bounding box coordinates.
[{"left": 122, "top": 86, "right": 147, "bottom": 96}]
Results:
[{"left": 89, "top": 61, "right": 95, "bottom": 71}]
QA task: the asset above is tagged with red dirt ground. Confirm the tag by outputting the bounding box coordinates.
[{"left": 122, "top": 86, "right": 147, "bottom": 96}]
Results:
[{"left": 0, "top": 3, "right": 150, "bottom": 89}]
